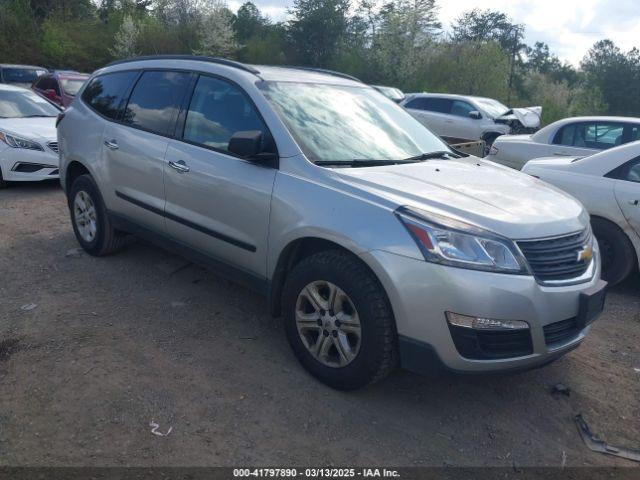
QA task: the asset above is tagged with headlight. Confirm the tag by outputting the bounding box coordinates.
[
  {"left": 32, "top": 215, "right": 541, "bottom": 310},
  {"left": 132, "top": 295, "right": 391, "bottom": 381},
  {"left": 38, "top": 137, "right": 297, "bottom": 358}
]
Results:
[
  {"left": 396, "top": 206, "right": 529, "bottom": 274},
  {"left": 0, "top": 131, "right": 43, "bottom": 151}
]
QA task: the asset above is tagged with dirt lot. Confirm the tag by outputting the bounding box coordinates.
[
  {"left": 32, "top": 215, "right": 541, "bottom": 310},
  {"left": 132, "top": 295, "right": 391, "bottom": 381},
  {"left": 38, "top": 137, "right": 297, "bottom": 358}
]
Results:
[{"left": 0, "top": 182, "right": 639, "bottom": 468}]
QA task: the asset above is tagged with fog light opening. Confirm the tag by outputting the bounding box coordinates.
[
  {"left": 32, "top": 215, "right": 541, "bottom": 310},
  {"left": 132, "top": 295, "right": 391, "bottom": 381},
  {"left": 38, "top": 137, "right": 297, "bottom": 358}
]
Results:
[{"left": 446, "top": 312, "right": 529, "bottom": 331}]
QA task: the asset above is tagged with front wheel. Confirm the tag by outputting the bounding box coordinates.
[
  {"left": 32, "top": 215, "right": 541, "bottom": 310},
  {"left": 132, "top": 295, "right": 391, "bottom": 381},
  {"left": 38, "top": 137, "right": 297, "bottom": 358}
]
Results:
[
  {"left": 592, "top": 217, "right": 636, "bottom": 285},
  {"left": 282, "top": 250, "right": 398, "bottom": 390}
]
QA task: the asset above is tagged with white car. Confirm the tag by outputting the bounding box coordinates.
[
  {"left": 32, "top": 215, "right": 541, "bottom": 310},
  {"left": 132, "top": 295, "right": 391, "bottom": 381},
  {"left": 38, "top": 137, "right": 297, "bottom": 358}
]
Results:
[
  {"left": 400, "top": 93, "right": 541, "bottom": 144},
  {"left": 489, "top": 116, "right": 640, "bottom": 170},
  {"left": 523, "top": 141, "right": 640, "bottom": 285},
  {"left": 0, "top": 84, "right": 60, "bottom": 187}
]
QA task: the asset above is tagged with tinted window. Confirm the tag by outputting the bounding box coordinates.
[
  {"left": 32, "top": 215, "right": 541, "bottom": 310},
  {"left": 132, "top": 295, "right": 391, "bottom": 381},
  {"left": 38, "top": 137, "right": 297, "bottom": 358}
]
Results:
[
  {"left": 425, "top": 98, "right": 452, "bottom": 113},
  {"left": 606, "top": 156, "right": 640, "bottom": 183},
  {"left": 38, "top": 77, "right": 60, "bottom": 95},
  {"left": 1, "top": 67, "right": 45, "bottom": 85},
  {"left": 82, "top": 71, "right": 138, "bottom": 120},
  {"left": 450, "top": 100, "right": 475, "bottom": 117},
  {"left": 629, "top": 124, "right": 639, "bottom": 142},
  {"left": 404, "top": 98, "right": 427, "bottom": 110},
  {"left": 183, "top": 75, "right": 271, "bottom": 153},
  {"left": 123, "top": 71, "right": 192, "bottom": 136},
  {"left": 627, "top": 162, "right": 640, "bottom": 183},
  {"left": 554, "top": 122, "right": 625, "bottom": 149}
]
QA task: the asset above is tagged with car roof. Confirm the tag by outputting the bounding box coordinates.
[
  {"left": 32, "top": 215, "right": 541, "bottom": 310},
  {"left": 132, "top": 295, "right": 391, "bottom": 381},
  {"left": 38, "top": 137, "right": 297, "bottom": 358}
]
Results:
[
  {"left": 0, "top": 64, "right": 46, "bottom": 69},
  {"left": 100, "top": 56, "right": 364, "bottom": 87}
]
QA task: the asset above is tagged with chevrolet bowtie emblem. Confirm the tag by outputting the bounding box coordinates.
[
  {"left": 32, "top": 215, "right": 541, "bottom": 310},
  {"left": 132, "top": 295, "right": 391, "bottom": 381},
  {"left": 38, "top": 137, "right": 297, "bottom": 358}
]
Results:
[{"left": 577, "top": 245, "right": 593, "bottom": 262}]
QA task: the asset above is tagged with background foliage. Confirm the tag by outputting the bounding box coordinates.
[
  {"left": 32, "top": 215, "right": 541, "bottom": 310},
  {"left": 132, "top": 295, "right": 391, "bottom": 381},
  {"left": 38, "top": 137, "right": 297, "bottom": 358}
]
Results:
[{"left": 1, "top": 0, "right": 639, "bottom": 123}]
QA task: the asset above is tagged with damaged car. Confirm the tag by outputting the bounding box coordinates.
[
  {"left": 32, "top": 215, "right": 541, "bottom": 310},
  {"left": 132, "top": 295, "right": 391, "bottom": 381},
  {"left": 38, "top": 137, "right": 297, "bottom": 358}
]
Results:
[{"left": 400, "top": 93, "right": 541, "bottom": 147}]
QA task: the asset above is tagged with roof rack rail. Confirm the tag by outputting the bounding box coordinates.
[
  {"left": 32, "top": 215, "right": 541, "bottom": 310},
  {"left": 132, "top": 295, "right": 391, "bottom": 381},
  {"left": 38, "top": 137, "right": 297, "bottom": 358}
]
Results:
[
  {"left": 105, "top": 55, "right": 260, "bottom": 75},
  {"left": 289, "top": 67, "right": 361, "bottom": 82}
]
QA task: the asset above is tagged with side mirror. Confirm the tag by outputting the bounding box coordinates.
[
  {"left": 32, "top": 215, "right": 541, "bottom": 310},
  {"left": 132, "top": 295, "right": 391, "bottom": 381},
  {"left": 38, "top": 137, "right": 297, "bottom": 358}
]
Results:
[
  {"left": 228, "top": 130, "right": 276, "bottom": 165},
  {"left": 469, "top": 110, "right": 482, "bottom": 120}
]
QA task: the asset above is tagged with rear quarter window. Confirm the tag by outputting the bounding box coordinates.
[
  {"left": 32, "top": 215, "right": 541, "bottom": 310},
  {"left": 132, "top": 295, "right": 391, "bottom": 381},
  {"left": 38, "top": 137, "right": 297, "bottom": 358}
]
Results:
[{"left": 81, "top": 71, "right": 139, "bottom": 120}]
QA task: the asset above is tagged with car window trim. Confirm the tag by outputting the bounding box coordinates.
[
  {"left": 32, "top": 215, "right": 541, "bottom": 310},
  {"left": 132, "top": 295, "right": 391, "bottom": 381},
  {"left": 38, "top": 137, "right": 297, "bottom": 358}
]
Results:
[
  {"left": 175, "top": 72, "right": 279, "bottom": 168},
  {"left": 120, "top": 69, "right": 195, "bottom": 138}
]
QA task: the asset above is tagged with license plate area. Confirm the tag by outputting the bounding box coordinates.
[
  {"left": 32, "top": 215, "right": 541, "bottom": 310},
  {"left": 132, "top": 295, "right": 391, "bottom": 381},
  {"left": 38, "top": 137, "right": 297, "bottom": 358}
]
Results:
[{"left": 577, "top": 280, "right": 607, "bottom": 326}]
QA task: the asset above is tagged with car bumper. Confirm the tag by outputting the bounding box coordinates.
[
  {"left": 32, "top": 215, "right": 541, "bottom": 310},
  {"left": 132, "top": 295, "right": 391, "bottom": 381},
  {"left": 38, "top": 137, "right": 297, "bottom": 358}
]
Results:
[
  {"left": 360, "top": 248, "right": 604, "bottom": 375},
  {"left": 0, "top": 146, "right": 59, "bottom": 182}
]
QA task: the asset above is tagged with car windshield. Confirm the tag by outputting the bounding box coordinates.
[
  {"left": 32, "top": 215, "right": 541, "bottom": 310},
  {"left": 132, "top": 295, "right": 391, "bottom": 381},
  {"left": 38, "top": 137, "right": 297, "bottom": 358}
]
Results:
[
  {"left": 0, "top": 89, "right": 60, "bottom": 118},
  {"left": 60, "top": 77, "right": 87, "bottom": 96},
  {"left": 260, "top": 81, "right": 449, "bottom": 164},
  {"left": 474, "top": 98, "right": 509, "bottom": 118},
  {"left": 2, "top": 68, "right": 46, "bottom": 85}
]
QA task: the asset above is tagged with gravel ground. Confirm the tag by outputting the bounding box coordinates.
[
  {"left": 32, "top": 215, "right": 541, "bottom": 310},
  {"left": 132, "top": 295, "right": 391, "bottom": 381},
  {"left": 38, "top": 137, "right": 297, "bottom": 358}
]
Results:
[{"left": 0, "top": 182, "right": 639, "bottom": 468}]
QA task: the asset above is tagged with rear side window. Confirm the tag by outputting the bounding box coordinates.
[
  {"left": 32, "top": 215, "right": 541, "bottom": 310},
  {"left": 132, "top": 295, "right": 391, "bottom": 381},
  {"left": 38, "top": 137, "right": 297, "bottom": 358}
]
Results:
[
  {"left": 405, "top": 97, "right": 451, "bottom": 113},
  {"left": 182, "top": 75, "right": 272, "bottom": 154},
  {"left": 82, "top": 71, "right": 138, "bottom": 120},
  {"left": 554, "top": 122, "right": 625, "bottom": 149},
  {"left": 122, "top": 71, "right": 193, "bottom": 137}
]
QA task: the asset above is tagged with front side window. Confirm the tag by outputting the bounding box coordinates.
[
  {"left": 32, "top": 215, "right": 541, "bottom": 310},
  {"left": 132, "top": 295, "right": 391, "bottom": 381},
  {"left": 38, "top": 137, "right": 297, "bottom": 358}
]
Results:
[
  {"left": 0, "top": 89, "right": 60, "bottom": 118},
  {"left": 450, "top": 100, "right": 475, "bottom": 117},
  {"left": 82, "top": 71, "right": 139, "bottom": 120},
  {"left": 123, "top": 71, "right": 193, "bottom": 136},
  {"left": 424, "top": 98, "right": 452, "bottom": 113},
  {"left": 261, "top": 82, "right": 450, "bottom": 164},
  {"left": 183, "top": 75, "right": 271, "bottom": 153}
]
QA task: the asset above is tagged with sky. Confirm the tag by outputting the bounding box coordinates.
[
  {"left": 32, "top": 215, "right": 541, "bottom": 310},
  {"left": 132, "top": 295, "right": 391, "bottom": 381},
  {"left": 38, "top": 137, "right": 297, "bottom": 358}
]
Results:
[{"left": 227, "top": 0, "right": 640, "bottom": 66}]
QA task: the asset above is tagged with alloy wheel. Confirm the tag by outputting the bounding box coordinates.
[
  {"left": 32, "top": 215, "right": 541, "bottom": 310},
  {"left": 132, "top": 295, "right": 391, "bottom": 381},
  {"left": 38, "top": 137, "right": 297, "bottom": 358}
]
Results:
[{"left": 74, "top": 190, "right": 98, "bottom": 243}]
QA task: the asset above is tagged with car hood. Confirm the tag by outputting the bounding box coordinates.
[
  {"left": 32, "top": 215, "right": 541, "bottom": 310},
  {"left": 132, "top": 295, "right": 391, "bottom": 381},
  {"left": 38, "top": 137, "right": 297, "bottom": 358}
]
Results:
[
  {"left": 332, "top": 157, "right": 587, "bottom": 240},
  {"left": 497, "top": 107, "right": 542, "bottom": 128},
  {"left": 0, "top": 117, "right": 57, "bottom": 142}
]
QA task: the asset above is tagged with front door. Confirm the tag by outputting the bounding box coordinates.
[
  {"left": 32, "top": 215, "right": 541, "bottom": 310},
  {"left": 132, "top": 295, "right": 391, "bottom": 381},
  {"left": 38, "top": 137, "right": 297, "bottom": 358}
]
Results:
[
  {"left": 163, "top": 74, "right": 277, "bottom": 277},
  {"left": 614, "top": 157, "right": 640, "bottom": 234}
]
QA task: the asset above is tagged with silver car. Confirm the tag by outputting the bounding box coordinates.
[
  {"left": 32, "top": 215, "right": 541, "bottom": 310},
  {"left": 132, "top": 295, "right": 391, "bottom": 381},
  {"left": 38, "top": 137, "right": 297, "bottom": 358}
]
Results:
[{"left": 57, "top": 56, "right": 607, "bottom": 389}]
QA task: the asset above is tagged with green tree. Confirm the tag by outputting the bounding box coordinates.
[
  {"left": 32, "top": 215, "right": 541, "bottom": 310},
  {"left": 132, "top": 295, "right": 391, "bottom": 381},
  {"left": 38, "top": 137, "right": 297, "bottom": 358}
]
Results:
[{"left": 287, "top": 0, "right": 351, "bottom": 66}]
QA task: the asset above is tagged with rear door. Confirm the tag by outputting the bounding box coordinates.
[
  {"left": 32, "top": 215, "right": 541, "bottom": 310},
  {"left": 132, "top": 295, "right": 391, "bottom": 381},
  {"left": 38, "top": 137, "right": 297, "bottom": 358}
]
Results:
[
  {"left": 612, "top": 156, "right": 640, "bottom": 234},
  {"left": 101, "top": 70, "right": 193, "bottom": 233},
  {"left": 163, "top": 74, "right": 277, "bottom": 277},
  {"left": 404, "top": 97, "right": 452, "bottom": 137}
]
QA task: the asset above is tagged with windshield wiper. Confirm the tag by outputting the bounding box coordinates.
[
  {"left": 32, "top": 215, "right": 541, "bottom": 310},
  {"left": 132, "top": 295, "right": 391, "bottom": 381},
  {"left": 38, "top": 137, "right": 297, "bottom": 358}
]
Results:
[
  {"left": 22, "top": 115, "right": 56, "bottom": 118},
  {"left": 315, "top": 159, "right": 413, "bottom": 167},
  {"left": 401, "top": 150, "right": 459, "bottom": 162}
]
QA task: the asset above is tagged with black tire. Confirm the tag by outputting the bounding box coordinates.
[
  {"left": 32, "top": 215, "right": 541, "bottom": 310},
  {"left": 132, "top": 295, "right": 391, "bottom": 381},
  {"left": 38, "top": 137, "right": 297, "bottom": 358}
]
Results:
[
  {"left": 69, "top": 174, "right": 126, "bottom": 256},
  {"left": 591, "top": 217, "right": 636, "bottom": 285},
  {"left": 282, "top": 250, "right": 398, "bottom": 390},
  {"left": 0, "top": 168, "right": 7, "bottom": 189}
]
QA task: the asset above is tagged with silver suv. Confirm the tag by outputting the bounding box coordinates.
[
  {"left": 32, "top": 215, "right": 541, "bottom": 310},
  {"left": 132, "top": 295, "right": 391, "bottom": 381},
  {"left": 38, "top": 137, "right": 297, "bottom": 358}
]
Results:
[{"left": 57, "top": 56, "right": 607, "bottom": 389}]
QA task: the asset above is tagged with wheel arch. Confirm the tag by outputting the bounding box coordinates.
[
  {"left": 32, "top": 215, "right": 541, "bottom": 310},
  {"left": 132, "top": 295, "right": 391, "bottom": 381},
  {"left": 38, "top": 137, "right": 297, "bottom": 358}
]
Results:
[
  {"left": 65, "top": 160, "right": 92, "bottom": 198},
  {"left": 268, "top": 236, "right": 391, "bottom": 318},
  {"left": 590, "top": 214, "right": 640, "bottom": 270}
]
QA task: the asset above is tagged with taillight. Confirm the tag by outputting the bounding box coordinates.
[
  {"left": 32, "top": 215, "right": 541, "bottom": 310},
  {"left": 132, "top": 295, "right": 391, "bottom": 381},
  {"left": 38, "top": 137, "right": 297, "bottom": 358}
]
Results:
[{"left": 55, "top": 112, "right": 66, "bottom": 128}]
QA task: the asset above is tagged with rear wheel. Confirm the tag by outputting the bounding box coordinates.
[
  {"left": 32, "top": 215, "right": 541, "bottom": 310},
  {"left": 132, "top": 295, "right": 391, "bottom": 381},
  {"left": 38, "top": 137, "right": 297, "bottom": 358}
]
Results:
[
  {"left": 282, "top": 250, "right": 398, "bottom": 390},
  {"left": 591, "top": 217, "right": 636, "bottom": 285},
  {"left": 69, "top": 174, "right": 126, "bottom": 256}
]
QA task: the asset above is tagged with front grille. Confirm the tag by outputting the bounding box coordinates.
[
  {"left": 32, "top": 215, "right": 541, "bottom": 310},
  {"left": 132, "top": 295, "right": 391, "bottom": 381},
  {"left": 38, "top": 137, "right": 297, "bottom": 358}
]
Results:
[
  {"left": 47, "top": 141, "right": 59, "bottom": 153},
  {"left": 517, "top": 229, "right": 591, "bottom": 282},
  {"left": 544, "top": 317, "right": 581, "bottom": 346},
  {"left": 448, "top": 325, "right": 533, "bottom": 360}
]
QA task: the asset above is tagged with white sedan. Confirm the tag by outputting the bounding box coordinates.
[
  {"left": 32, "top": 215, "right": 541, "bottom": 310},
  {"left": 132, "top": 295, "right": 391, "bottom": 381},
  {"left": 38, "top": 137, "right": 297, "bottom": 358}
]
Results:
[
  {"left": 489, "top": 116, "right": 640, "bottom": 170},
  {"left": 0, "top": 84, "right": 61, "bottom": 188},
  {"left": 523, "top": 141, "right": 640, "bottom": 285}
]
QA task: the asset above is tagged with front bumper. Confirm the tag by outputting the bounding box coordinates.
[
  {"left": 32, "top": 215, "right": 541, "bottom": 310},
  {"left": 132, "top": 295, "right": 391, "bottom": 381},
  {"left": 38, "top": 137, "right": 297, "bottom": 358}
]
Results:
[
  {"left": 360, "top": 248, "right": 603, "bottom": 374},
  {"left": 0, "top": 144, "right": 59, "bottom": 182}
]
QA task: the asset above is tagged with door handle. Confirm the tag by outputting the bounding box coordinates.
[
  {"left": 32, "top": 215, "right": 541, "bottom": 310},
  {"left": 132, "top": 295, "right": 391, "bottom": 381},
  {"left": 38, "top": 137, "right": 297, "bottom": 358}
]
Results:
[
  {"left": 104, "top": 139, "right": 118, "bottom": 150},
  {"left": 629, "top": 200, "right": 639, "bottom": 206},
  {"left": 168, "top": 160, "right": 190, "bottom": 173}
]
